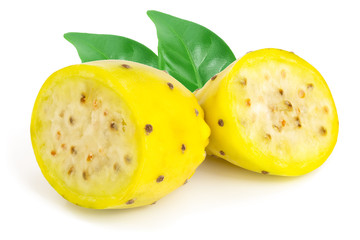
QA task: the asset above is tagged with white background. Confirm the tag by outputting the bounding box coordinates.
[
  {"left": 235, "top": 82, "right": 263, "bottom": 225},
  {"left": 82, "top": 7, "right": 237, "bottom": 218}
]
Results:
[{"left": 1, "top": 0, "right": 359, "bottom": 239}]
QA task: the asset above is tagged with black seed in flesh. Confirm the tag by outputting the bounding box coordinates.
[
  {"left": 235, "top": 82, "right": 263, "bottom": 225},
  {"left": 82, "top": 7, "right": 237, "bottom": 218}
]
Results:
[
  {"left": 240, "top": 77, "right": 247, "bottom": 86},
  {"left": 82, "top": 171, "right": 89, "bottom": 180},
  {"left": 69, "top": 116, "right": 74, "bottom": 125},
  {"left": 113, "top": 163, "right": 120, "bottom": 172},
  {"left": 279, "top": 89, "right": 284, "bottom": 95},
  {"left": 284, "top": 100, "right": 293, "bottom": 110},
  {"left": 67, "top": 166, "right": 74, "bottom": 175},
  {"left": 167, "top": 82, "right": 174, "bottom": 90},
  {"left": 323, "top": 106, "right": 329, "bottom": 113},
  {"left": 195, "top": 109, "right": 199, "bottom": 116},
  {"left": 145, "top": 124, "right": 153, "bottom": 135},
  {"left": 219, "top": 150, "right": 225, "bottom": 156},
  {"left": 181, "top": 144, "right": 186, "bottom": 153},
  {"left": 56, "top": 131, "right": 61, "bottom": 140},
  {"left": 307, "top": 83, "right": 314, "bottom": 90},
  {"left": 265, "top": 134, "right": 272, "bottom": 140},
  {"left": 110, "top": 121, "right": 118, "bottom": 131},
  {"left": 87, "top": 153, "right": 93, "bottom": 162},
  {"left": 70, "top": 146, "right": 77, "bottom": 155},
  {"left": 261, "top": 170, "right": 269, "bottom": 175},
  {"left": 273, "top": 124, "right": 281, "bottom": 132},
  {"left": 80, "top": 93, "right": 86, "bottom": 103},
  {"left": 218, "top": 119, "right": 224, "bottom": 127},
  {"left": 156, "top": 175, "right": 164, "bottom": 183},
  {"left": 298, "top": 89, "right": 305, "bottom": 98},
  {"left": 295, "top": 117, "right": 302, "bottom": 128},
  {"left": 121, "top": 64, "right": 131, "bottom": 69},
  {"left": 320, "top": 126, "right": 327, "bottom": 136},
  {"left": 126, "top": 199, "right": 135, "bottom": 205},
  {"left": 124, "top": 154, "right": 131, "bottom": 164},
  {"left": 211, "top": 74, "right": 217, "bottom": 81}
]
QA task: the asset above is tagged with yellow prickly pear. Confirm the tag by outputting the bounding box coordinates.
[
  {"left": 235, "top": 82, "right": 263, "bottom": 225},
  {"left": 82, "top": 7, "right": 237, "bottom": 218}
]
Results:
[
  {"left": 31, "top": 60, "right": 210, "bottom": 209},
  {"left": 196, "top": 49, "right": 338, "bottom": 176}
]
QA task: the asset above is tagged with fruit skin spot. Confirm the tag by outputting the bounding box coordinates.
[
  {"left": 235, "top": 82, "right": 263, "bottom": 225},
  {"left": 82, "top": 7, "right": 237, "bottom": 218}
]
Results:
[
  {"left": 211, "top": 74, "right": 217, "bottom": 81},
  {"left": 219, "top": 150, "right": 225, "bottom": 156},
  {"left": 320, "top": 126, "right": 327, "bottom": 136},
  {"left": 298, "top": 89, "right": 305, "bottom": 98},
  {"left": 181, "top": 144, "right": 186, "bottom": 153},
  {"left": 167, "top": 82, "right": 174, "bottom": 90},
  {"left": 126, "top": 199, "right": 135, "bottom": 205},
  {"left": 145, "top": 124, "right": 153, "bottom": 135},
  {"left": 183, "top": 179, "right": 188, "bottom": 185},
  {"left": 218, "top": 119, "right": 224, "bottom": 127},
  {"left": 156, "top": 175, "right": 165, "bottom": 183},
  {"left": 195, "top": 109, "right": 199, "bottom": 116},
  {"left": 51, "top": 150, "right": 56, "bottom": 156},
  {"left": 261, "top": 170, "right": 269, "bottom": 175},
  {"left": 121, "top": 64, "right": 131, "bottom": 69},
  {"left": 245, "top": 98, "right": 251, "bottom": 107}
]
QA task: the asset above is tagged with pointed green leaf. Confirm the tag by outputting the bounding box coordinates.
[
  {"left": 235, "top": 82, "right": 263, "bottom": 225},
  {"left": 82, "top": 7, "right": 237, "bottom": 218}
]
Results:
[
  {"left": 147, "top": 10, "right": 236, "bottom": 91},
  {"left": 64, "top": 32, "right": 158, "bottom": 68}
]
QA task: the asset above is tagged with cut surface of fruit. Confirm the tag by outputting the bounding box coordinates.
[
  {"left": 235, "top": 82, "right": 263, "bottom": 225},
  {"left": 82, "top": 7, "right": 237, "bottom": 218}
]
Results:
[
  {"left": 196, "top": 49, "right": 338, "bottom": 176},
  {"left": 33, "top": 76, "right": 138, "bottom": 199},
  {"left": 31, "top": 60, "right": 210, "bottom": 208}
]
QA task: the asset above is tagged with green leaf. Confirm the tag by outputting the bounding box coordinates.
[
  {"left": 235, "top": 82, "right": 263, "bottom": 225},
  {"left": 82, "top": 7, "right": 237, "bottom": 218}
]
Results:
[
  {"left": 64, "top": 32, "right": 158, "bottom": 68},
  {"left": 147, "top": 10, "right": 236, "bottom": 91}
]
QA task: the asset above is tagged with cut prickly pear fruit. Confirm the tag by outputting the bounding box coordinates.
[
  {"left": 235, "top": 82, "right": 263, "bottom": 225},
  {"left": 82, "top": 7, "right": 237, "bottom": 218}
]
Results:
[
  {"left": 196, "top": 49, "right": 338, "bottom": 176},
  {"left": 31, "top": 60, "right": 210, "bottom": 209}
]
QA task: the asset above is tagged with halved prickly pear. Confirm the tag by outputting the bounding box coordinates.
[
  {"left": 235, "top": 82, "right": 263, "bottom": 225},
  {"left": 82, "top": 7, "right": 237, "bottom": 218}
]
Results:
[
  {"left": 31, "top": 60, "right": 210, "bottom": 209},
  {"left": 196, "top": 48, "right": 338, "bottom": 176}
]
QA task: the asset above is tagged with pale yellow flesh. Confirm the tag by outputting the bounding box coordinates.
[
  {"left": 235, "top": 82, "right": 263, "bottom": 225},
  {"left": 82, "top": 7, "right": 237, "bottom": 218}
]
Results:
[
  {"left": 232, "top": 57, "right": 336, "bottom": 167},
  {"left": 196, "top": 49, "right": 338, "bottom": 176},
  {"left": 33, "top": 76, "right": 138, "bottom": 199}
]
